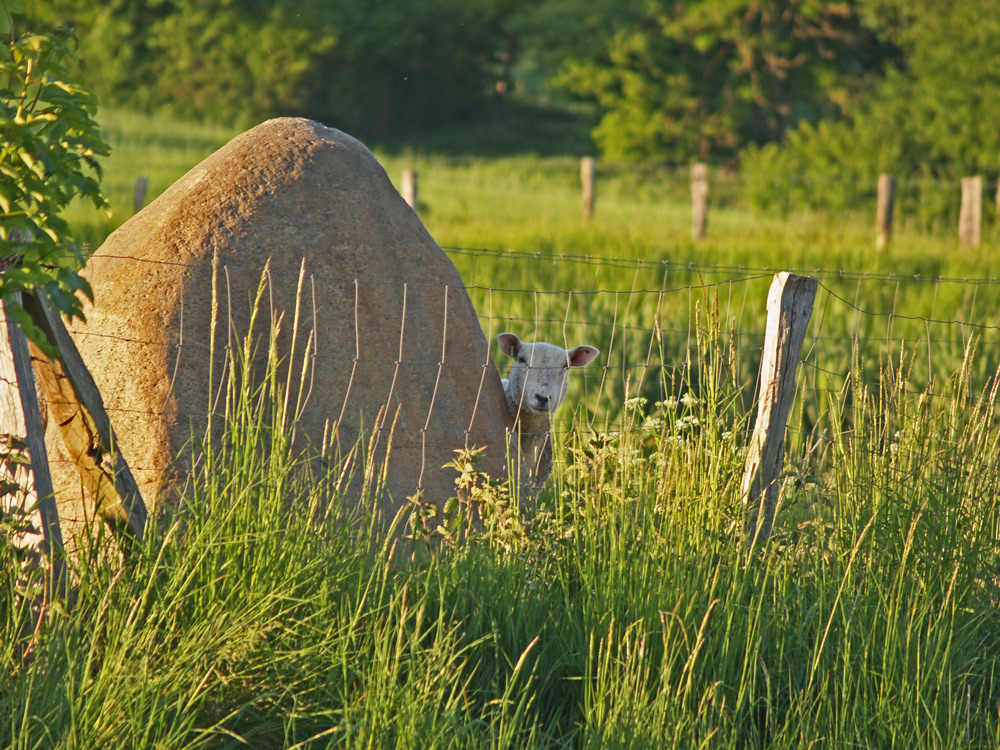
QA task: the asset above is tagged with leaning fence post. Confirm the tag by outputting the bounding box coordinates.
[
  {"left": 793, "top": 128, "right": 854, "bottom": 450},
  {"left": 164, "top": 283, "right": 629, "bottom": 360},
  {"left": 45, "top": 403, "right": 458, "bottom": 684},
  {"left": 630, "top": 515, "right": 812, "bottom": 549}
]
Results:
[
  {"left": 133, "top": 176, "right": 148, "bottom": 215},
  {"left": 401, "top": 169, "right": 418, "bottom": 212},
  {"left": 876, "top": 174, "right": 897, "bottom": 252},
  {"left": 23, "top": 291, "right": 148, "bottom": 548},
  {"left": 741, "top": 272, "right": 818, "bottom": 549},
  {"left": 959, "top": 176, "right": 982, "bottom": 247},
  {"left": 691, "top": 163, "right": 709, "bottom": 240},
  {"left": 1, "top": 293, "right": 66, "bottom": 617},
  {"left": 581, "top": 156, "right": 596, "bottom": 223}
]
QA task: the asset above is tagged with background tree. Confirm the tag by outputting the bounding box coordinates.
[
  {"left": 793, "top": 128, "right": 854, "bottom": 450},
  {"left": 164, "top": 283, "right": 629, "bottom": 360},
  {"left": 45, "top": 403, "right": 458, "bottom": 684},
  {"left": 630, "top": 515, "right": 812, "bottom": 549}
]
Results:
[
  {"left": 299, "top": 0, "right": 511, "bottom": 140},
  {"left": 504, "top": 0, "right": 644, "bottom": 94},
  {"left": 27, "top": 0, "right": 331, "bottom": 127},
  {"left": 554, "top": 0, "right": 897, "bottom": 162},
  {"left": 26, "top": 0, "right": 520, "bottom": 139},
  {"left": 740, "top": 0, "right": 1000, "bottom": 217}
]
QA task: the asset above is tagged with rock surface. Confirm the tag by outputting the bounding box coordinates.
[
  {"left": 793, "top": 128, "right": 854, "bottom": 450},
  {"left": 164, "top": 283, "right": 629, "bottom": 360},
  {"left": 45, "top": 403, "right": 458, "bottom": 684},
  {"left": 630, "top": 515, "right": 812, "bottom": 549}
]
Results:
[{"left": 48, "top": 118, "right": 514, "bottom": 529}]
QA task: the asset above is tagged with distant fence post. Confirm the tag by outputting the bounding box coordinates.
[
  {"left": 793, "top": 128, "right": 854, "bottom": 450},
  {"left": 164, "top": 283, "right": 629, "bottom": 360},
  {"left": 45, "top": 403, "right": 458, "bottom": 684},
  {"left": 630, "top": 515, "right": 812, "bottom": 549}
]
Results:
[
  {"left": 581, "top": 157, "right": 596, "bottom": 223},
  {"left": 959, "top": 176, "right": 982, "bottom": 247},
  {"left": 1, "top": 292, "right": 65, "bottom": 631},
  {"left": 691, "top": 163, "right": 708, "bottom": 241},
  {"left": 876, "top": 174, "right": 897, "bottom": 252},
  {"left": 401, "top": 169, "right": 418, "bottom": 212},
  {"left": 741, "top": 272, "right": 818, "bottom": 550},
  {"left": 133, "top": 176, "right": 148, "bottom": 215},
  {"left": 995, "top": 159, "right": 1000, "bottom": 215}
]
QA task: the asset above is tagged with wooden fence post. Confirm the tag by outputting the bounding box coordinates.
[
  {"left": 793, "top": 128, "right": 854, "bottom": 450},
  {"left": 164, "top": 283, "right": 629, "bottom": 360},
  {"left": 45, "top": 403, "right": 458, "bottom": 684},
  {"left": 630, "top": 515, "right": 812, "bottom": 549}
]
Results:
[
  {"left": 1, "top": 293, "right": 65, "bottom": 617},
  {"left": 133, "top": 176, "right": 148, "bottom": 215},
  {"left": 876, "top": 174, "right": 897, "bottom": 252},
  {"left": 401, "top": 169, "right": 418, "bottom": 212},
  {"left": 959, "top": 176, "right": 982, "bottom": 247},
  {"left": 691, "top": 163, "right": 708, "bottom": 240},
  {"left": 741, "top": 272, "right": 818, "bottom": 549},
  {"left": 23, "top": 291, "right": 148, "bottom": 547},
  {"left": 581, "top": 157, "right": 596, "bottom": 223}
]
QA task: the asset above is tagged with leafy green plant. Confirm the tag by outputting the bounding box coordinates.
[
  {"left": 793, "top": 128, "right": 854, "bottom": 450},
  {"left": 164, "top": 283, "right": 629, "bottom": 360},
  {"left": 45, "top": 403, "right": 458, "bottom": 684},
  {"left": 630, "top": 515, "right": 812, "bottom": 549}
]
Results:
[
  {"left": 0, "top": 17, "right": 109, "bottom": 351},
  {"left": 408, "top": 446, "right": 525, "bottom": 551}
]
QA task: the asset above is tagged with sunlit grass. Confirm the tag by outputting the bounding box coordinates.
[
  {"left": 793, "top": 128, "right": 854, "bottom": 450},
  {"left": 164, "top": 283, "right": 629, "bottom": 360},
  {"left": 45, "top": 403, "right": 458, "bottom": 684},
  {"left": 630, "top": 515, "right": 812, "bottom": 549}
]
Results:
[
  {"left": 3, "top": 296, "right": 999, "bottom": 748},
  {"left": 8, "top": 107, "right": 998, "bottom": 747},
  {"left": 67, "top": 108, "right": 241, "bottom": 244},
  {"left": 74, "top": 109, "right": 998, "bottom": 273}
]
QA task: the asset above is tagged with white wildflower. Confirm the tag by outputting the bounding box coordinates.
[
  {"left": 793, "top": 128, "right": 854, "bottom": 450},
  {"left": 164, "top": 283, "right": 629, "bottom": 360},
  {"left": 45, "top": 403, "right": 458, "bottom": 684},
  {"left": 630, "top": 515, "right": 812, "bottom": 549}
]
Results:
[
  {"left": 675, "top": 415, "right": 701, "bottom": 431},
  {"left": 624, "top": 396, "right": 648, "bottom": 411},
  {"left": 642, "top": 417, "right": 665, "bottom": 432}
]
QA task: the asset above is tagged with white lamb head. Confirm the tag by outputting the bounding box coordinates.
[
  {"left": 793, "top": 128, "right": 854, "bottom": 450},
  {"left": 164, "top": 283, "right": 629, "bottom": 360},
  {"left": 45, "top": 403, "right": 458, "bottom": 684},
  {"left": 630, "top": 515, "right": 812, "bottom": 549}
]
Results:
[{"left": 498, "top": 333, "right": 600, "bottom": 417}]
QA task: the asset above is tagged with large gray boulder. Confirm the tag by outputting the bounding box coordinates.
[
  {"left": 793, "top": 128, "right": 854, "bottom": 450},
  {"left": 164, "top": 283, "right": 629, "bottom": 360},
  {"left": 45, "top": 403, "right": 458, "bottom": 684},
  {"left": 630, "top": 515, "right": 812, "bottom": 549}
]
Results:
[{"left": 50, "top": 118, "right": 514, "bottom": 529}]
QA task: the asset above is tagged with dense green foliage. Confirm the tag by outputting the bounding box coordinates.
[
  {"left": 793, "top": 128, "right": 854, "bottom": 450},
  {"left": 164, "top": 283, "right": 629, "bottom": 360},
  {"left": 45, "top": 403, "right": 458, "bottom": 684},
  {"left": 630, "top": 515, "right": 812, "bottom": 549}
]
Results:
[
  {"left": 556, "top": 0, "right": 896, "bottom": 161},
  {"left": 27, "top": 0, "right": 331, "bottom": 128},
  {"left": 741, "top": 0, "right": 1000, "bottom": 214},
  {"left": 22, "top": 2, "right": 998, "bottom": 192},
  {"left": 27, "top": 0, "right": 517, "bottom": 138},
  {"left": 0, "top": 22, "right": 108, "bottom": 350}
]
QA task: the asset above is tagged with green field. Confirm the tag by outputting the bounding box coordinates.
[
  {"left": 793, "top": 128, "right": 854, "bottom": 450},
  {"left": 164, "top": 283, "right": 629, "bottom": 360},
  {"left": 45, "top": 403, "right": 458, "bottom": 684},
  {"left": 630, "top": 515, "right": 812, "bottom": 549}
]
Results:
[{"left": 5, "top": 109, "right": 1000, "bottom": 748}]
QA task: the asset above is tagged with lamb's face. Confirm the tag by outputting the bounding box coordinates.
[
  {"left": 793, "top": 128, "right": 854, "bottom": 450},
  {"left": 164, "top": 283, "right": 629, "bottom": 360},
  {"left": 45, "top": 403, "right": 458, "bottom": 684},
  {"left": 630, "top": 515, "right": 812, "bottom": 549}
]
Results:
[{"left": 498, "top": 333, "right": 600, "bottom": 416}]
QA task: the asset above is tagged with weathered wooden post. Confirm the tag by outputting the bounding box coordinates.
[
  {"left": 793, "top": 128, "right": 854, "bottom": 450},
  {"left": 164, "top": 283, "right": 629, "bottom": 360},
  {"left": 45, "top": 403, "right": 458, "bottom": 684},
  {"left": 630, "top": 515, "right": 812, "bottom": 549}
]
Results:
[
  {"left": 401, "top": 169, "right": 418, "bottom": 212},
  {"left": 995, "top": 164, "right": 1000, "bottom": 216},
  {"left": 1, "top": 293, "right": 65, "bottom": 621},
  {"left": 24, "top": 291, "right": 147, "bottom": 547},
  {"left": 876, "top": 174, "right": 897, "bottom": 252},
  {"left": 995, "top": 176, "right": 1000, "bottom": 217},
  {"left": 133, "top": 176, "right": 148, "bottom": 215},
  {"left": 691, "top": 163, "right": 709, "bottom": 240},
  {"left": 959, "top": 176, "right": 982, "bottom": 247},
  {"left": 741, "top": 272, "right": 817, "bottom": 549},
  {"left": 581, "top": 156, "right": 596, "bottom": 223}
]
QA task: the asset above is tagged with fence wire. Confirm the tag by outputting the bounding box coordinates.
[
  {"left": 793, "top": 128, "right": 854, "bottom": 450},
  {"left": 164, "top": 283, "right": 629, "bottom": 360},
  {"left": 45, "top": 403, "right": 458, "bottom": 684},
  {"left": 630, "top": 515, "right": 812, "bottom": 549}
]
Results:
[{"left": 27, "top": 246, "right": 1000, "bottom": 527}]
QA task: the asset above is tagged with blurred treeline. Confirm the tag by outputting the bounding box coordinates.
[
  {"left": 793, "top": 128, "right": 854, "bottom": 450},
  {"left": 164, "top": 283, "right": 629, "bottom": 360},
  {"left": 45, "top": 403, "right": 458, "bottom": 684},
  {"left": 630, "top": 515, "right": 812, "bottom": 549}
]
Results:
[
  {"left": 26, "top": 0, "right": 597, "bottom": 143},
  {"left": 25, "top": 1, "right": 1000, "bottom": 211}
]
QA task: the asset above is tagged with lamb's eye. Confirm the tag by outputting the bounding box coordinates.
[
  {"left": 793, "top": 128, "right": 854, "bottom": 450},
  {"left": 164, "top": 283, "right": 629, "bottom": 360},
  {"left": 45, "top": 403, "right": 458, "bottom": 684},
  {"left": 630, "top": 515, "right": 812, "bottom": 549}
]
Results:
[{"left": 518, "top": 357, "right": 527, "bottom": 364}]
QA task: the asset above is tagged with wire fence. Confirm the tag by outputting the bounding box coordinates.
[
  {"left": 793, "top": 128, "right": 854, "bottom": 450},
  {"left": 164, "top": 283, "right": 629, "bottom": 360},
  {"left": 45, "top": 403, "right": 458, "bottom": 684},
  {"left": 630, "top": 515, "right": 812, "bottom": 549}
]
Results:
[
  {"left": 28, "top": 245, "right": 1000, "bottom": 527},
  {"left": 382, "top": 156, "right": 1000, "bottom": 240}
]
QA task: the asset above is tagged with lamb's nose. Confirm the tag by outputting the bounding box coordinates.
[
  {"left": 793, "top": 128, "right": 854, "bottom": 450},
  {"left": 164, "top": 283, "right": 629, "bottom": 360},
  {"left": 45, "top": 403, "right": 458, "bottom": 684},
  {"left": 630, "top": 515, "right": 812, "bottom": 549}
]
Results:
[{"left": 533, "top": 394, "right": 550, "bottom": 409}]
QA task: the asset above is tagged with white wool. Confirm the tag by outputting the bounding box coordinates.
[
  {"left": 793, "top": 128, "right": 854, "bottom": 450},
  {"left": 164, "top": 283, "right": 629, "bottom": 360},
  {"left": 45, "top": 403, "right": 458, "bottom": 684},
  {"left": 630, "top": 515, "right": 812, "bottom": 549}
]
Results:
[{"left": 497, "top": 333, "right": 600, "bottom": 490}]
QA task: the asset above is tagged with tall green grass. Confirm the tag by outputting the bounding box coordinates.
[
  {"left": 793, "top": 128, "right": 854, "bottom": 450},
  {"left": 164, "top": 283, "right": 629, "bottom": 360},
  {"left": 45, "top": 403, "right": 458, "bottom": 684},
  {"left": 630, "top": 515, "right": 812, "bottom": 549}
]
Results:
[
  {"left": 3, "top": 298, "right": 999, "bottom": 748},
  {"left": 6, "top": 107, "right": 999, "bottom": 748}
]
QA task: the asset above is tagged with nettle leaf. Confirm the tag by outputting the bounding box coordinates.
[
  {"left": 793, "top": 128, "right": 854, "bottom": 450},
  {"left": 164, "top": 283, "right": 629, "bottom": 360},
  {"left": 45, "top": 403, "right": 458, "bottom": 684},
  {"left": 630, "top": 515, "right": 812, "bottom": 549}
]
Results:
[
  {"left": 1, "top": 28, "right": 110, "bottom": 353},
  {"left": 0, "top": 266, "right": 36, "bottom": 292}
]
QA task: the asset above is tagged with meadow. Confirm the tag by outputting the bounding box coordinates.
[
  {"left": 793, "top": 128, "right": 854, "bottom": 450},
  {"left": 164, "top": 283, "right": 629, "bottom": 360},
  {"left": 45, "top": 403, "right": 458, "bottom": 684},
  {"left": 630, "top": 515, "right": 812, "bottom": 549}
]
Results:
[{"left": 4, "top": 108, "right": 1000, "bottom": 748}]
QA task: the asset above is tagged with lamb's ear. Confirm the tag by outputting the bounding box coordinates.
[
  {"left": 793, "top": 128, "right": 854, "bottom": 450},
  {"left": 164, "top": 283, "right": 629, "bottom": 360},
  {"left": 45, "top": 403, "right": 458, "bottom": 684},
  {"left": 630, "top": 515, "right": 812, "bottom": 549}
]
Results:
[
  {"left": 567, "top": 345, "right": 599, "bottom": 367},
  {"left": 498, "top": 333, "right": 521, "bottom": 358}
]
